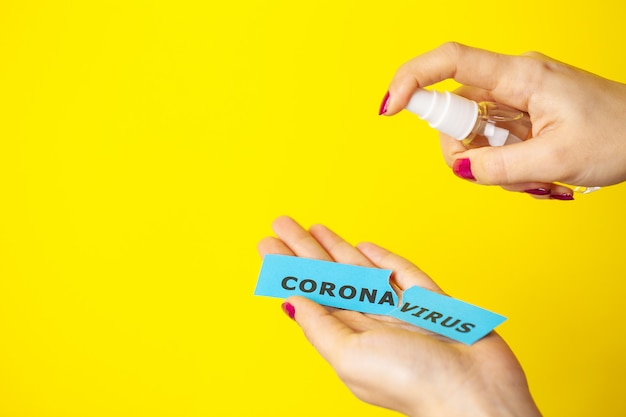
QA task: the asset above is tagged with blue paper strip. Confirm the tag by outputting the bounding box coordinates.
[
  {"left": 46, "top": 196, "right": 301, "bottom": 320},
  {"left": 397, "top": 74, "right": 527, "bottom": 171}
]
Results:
[
  {"left": 255, "top": 255, "right": 506, "bottom": 344},
  {"left": 255, "top": 254, "right": 397, "bottom": 315},
  {"left": 388, "top": 286, "right": 507, "bottom": 345}
]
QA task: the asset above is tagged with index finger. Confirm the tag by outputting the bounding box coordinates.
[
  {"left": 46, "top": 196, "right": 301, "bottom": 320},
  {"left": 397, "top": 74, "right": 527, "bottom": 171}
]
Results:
[
  {"left": 271, "top": 216, "right": 333, "bottom": 261},
  {"left": 384, "top": 42, "right": 534, "bottom": 115},
  {"left": 285, "top": 295, "right": 356, "bottom": 364},
  {"left": 356, "top": 242, "right": 445, "bottom": 295}
]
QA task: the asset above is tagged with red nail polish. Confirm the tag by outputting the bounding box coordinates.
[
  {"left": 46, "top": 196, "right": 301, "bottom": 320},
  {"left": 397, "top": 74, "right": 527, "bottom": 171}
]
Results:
[
  {"left": 550, "top": 193, "right": 574, "bottom": 201},
  {"left": 281, "top": 302, "right": 296, "bottom": 320},
  {"left": 452, "top": 158, "right": 475, "bottom": 180},
  {"left": 524, "top": 188, "right": 550, "bottom": 196},
  {"left": 378, "top": 91, "right": 390, "bottom": 115}
]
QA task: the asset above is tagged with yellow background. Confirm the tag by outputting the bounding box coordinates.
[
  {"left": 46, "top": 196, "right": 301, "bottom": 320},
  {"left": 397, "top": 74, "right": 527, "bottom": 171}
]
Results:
[{"left": 1, "top": 1, "right": 625, "bottom": 416}]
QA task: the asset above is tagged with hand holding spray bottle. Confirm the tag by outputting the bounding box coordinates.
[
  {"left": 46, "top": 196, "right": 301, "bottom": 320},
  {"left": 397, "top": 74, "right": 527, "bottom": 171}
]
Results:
[{"left": 404, "top": 89, "right": 600, "bottom": 194}]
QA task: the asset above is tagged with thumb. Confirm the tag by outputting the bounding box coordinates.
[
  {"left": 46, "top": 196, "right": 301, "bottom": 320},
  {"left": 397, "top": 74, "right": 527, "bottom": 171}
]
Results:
[
  {"left": 456, "top": 138, "right": 565, "bottom": 186},
  {"left": 282, "top": 296, "right": 352, "bottom": 363}
]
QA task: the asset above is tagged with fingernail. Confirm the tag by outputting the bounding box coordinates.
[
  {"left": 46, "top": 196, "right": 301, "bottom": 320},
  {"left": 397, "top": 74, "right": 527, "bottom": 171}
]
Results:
[
  {"left": 550, "top": 193, "right": 574, "bottom": 201},
  {"left": 281, "top": 302, "right": 296, "bottom": 320},
  {"left": 378, "top": 91, "right": 390, "bottom": 115},
  {"left": 524, "top": 188, "right": 550, "bottom": 196},
  {"left": 452, "top": 158, "right": 475, "bottom": 180}
]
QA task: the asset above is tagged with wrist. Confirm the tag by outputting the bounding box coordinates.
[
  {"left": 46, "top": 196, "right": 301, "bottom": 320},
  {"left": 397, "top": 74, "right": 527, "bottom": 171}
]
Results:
[
  {"left": 467, "top": 386, "right": 542, "bottom": 417},
  {"left": 403, "top": 383, "right": 542, "bottom": 417}
]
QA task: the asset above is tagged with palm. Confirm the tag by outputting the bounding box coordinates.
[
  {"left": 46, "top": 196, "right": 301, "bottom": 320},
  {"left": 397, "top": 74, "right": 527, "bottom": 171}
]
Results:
[{"left": 258, "top": 216, "right": 540, "bottom": 417}]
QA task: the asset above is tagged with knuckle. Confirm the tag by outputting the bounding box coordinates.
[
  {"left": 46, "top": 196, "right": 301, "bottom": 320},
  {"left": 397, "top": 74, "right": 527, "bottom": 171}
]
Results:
[
  {"left": 520, "top": 50, "right": 548, "bottom": 59},
  {"left": 521, "top": 53, "right": 565, "bottom": 79},
  {"left": 438, "top": 41, "right": 466, "bottom": 63},
  {"left": 439, "top": 41, "right": 465, "bottom": 55},
  {"left": 535, "top": 59, "right": 563, "bottom": 75}
]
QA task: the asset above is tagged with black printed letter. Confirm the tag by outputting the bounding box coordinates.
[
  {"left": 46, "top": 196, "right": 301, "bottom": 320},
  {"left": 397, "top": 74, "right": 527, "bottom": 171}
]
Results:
[
  {"left": 440, "top": 317, "right": 461, "bottom": 328},
  {"left": 359, "top": 288, "right": 377, "bottom": 303},
  {"left": 456, "top": 323, "right": 476, "bottom": 333},
  {"left": 339, "top": 285, "right": 356, "bottom": 299},
  {"left": 299, "top": 279, "right": 317, "bottom": 293},
  {"left": 320, "top": 281, "right": 336, "bottom": 297},
  {"left": 423, "top": 311, "right": 443, "bottom": 323},
  {"left": 281, "top": 276, "right": 297, "bottom": 291},
  {"left": 378, "top": 291, "right": 395, "bottom": 306}
]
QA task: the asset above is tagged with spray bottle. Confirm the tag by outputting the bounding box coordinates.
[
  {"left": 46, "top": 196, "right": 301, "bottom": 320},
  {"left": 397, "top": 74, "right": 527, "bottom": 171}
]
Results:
[{"left": 405, "top": 89, "right": 600, "bottom": 194}]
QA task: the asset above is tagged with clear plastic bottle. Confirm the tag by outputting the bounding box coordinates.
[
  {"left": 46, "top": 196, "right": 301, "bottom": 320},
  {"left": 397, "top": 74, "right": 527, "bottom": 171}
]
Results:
[{"left": 405, "top": 89, "right": 600, "bottom": 194}]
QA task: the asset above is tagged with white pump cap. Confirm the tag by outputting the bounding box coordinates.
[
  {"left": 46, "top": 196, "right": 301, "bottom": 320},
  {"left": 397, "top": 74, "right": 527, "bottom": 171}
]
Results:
[
  {"left": 483, "top": 122, "right": 509, "bottom": 147},
  {"left": 405, "top": 89, "right": 478, "bottom": 140}
]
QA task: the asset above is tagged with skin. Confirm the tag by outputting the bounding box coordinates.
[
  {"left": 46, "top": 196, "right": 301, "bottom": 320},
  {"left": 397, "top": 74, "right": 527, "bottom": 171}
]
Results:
[
  {"left": 258, "top": 216, "right": 542, "bottom": 417},
  {"left": 382, "top": 42, "right": 626, "bottom": 196}
]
